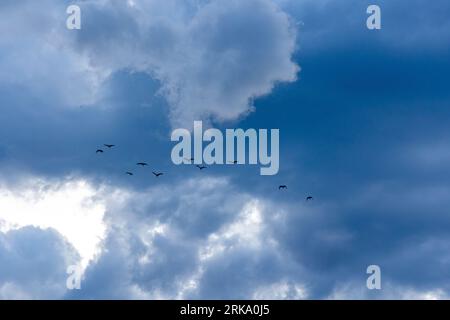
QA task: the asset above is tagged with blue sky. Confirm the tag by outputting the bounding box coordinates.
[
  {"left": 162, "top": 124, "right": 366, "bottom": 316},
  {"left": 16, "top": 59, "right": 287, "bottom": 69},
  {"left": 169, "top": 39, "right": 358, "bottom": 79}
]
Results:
[{"left": 0, "top": 0, "right": 450, "bottom": 299}]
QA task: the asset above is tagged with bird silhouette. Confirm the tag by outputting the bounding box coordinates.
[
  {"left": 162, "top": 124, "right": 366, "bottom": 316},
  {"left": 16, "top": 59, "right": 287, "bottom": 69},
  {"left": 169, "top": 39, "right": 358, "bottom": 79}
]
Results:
[
  {"left": 279, "top": 185, "right": 287, "bottom": 190},
  {"left": 152, "top": 171, "right": 163, "bottom": 177},
  {"left": 96, "top": 149, "right": 104, "bottom": 153},
  {"left": 306, "top": 196, "right": 313, "bottom": 201},
  {"left": 104, "top": 144, "right": 115, "bottom": 148},
  {"left": 126, "top": 172, "right": 133, "bottom": 176},
  {"left": 136, "top": 162, "right": 148, "bottom": 166},
  {"left": 196, "top": 165, "right": 207, "bottom": 170}
]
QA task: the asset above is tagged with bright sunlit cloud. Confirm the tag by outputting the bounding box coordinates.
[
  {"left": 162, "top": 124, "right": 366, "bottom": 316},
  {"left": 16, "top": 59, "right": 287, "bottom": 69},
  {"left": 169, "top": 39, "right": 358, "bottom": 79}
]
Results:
[{"left": 0, "top": 178, "right": 107, "bottom": 268}]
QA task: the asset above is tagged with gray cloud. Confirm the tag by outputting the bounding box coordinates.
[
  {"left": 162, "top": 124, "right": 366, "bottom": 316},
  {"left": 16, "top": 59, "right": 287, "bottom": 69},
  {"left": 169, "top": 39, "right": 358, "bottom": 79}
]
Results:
[
  {"left": 61, "top": 174, "right": 450, "bottom": 299},
  {"left": 66, "top": 177, "right": 307, "bottom": 299},
  {"left": 0, "top": 226, "right": 79, "bottom": 299}
]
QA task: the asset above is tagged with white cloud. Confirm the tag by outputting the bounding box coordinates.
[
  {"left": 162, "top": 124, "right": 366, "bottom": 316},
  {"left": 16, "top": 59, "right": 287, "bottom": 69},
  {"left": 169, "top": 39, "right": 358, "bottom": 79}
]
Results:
[
  {"left": 156, "top": 0, "right": 300, "bottom": 127},
  {"left": 199, "top": 200, "right": 266, "bottom": 261},
  {"left": 0, "top": 178, "right": 107, "bottom": 268}
]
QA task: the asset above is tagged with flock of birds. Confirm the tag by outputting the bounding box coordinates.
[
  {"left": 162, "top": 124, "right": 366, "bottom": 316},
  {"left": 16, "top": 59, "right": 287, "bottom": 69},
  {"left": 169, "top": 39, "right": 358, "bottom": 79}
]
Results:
[
  {"left": 96, "top": 144, "right": 167, "bottom": 178},
  {"left": 96, "top": 144, "right": 314, "bottom": 201}
]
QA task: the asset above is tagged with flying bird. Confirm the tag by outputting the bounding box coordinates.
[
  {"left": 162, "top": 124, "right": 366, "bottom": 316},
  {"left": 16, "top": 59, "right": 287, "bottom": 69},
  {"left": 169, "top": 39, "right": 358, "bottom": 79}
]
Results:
[
  {"left": 196, "top": 165, "right": 207, "bottom": 170},
  {"left": 136, "top": 162, "right": 148, "bottom": 166},
  {"left": 306, "top": 196, "right": 313, "bottom": 201},
  {"left": 279, "top": 185, "right": 287, "bottom": 190},
  {"left": 152, "top": 171, "right": 163, "bottom": 177},
  {"left": 104, "top": 144, "right": 115, "bottom": 148},
  {"left": 96, "top": 149, "right": 104, "bottom": 153},
  {"left": 126, "top": 172, "right": 133, "bottom": 176}
]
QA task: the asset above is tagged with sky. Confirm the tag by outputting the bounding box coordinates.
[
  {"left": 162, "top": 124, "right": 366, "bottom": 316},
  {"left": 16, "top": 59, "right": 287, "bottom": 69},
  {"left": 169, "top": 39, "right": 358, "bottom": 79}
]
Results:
[{"left": 0, "top": 0, "right": 450, "bottom": 299}]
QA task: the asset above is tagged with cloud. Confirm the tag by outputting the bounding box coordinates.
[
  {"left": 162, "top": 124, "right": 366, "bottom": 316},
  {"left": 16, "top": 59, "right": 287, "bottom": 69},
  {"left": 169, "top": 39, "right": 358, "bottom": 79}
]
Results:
[
  {"left": 252, "top": 281, "right": 308, "bottom": 299},
  {"left": 161, "top": 0, "right": 299, "bottom": 126},
  {"left": 66, "top": 173, "right": 450, "bottom": 299},
  {"left": 0, "top": 177, "right": 107, "bottom": 268},
  {"left": 65, "top": 176, "right": 308, "bottom": 299},
  {"left": 71, "top": 0, "right": 299, "bottom": 126},
  {"left": 0, "top": 226, "right": 79, "bottom": 299},
  {"left": 1, "top": 172, "right": 450, "bottom": 299},
  {"left": 1, "top": 0, "right": 450, "bottom": 300},
  {"left": 0, "top": 0, "right": 104, "bottom": 106}
]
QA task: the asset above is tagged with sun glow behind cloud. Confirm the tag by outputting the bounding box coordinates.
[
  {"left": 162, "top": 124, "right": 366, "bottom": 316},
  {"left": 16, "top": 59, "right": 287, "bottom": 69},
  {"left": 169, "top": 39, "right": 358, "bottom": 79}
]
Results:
[{"left": 0, "top": 178, "right": 107, "bottom": 268}]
